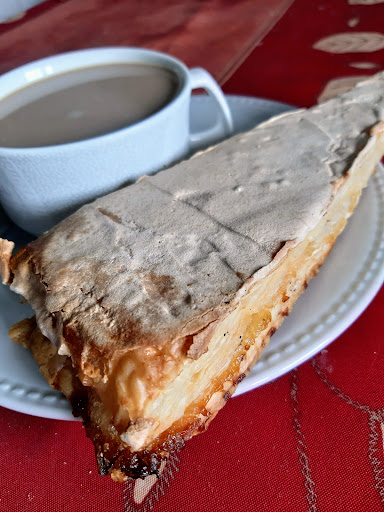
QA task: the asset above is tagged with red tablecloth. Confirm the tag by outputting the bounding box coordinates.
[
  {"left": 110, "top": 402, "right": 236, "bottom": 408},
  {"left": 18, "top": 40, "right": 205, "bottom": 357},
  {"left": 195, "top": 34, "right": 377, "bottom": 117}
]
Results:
[{"left": 1, "top": 1, "right": 384, "bottom": 511}]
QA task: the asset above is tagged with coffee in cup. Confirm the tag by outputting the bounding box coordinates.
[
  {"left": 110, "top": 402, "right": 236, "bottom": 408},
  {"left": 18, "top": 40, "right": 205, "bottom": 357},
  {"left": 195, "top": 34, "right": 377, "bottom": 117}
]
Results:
[
  {"left": 0, "top": 47, "right": 233, "bottom": 235},
  {"left": 0, "top": 63, "right": 180, "bottom": 148}
]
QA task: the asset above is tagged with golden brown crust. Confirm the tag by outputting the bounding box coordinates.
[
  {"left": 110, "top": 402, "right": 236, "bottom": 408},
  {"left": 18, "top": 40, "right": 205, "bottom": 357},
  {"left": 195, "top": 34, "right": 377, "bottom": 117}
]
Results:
[
  {"left": 5, "top": 76, "right": 384, "bottom": 480},
  {"left": 9, "top": 127, "right": 384, "bottom": 479},
  {"left": 9, "top": 318, "right": 75, "bottom": 396},
  {"left": 7, "top": 200, "right": 348, "bottom": 479},
  {"left": 0, "top": 238, "right": 14, "bottom": 284},
  {"left": 10, "top": 318, "right": 178, "bottom": 479},
  {"left": 371, "top": 120, "right": 384, "bottom": 136}
]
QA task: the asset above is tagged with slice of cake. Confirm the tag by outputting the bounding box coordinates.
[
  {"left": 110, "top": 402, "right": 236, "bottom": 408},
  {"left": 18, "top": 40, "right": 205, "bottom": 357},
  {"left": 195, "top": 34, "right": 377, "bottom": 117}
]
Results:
[{"left": 1, "top": 73, "right": 384, "bottom": 481}]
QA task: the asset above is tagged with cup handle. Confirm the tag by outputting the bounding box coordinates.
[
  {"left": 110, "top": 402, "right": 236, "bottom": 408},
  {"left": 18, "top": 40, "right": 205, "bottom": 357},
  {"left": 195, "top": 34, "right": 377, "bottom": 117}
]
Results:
[{"left": 188, "top": 67, "right": 233, "bottom": 151}]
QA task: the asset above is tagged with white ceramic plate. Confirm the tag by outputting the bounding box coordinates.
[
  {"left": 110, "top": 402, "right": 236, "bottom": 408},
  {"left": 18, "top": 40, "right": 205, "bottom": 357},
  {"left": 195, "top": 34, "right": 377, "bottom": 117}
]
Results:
[{"left": 0, "top": 95, "right": 383, "bottom": 420}]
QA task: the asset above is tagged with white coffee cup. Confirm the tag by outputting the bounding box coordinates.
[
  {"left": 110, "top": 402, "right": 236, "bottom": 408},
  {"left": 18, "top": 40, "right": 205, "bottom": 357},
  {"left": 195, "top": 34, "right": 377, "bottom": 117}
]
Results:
[{"left": 0, "top": 47, "right": 233, "bottom": 235}]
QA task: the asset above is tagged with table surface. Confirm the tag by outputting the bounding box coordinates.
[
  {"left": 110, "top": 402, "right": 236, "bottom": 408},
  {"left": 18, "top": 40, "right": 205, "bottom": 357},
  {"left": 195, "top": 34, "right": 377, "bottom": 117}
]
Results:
[{"left": 0, "top": 1, "right": 384, "bottom": 511}]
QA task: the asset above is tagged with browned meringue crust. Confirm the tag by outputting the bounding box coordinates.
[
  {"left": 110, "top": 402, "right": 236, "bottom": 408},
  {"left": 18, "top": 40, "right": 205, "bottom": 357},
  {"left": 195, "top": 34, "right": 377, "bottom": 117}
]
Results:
[{"left": 2, "top": 74, "right": 384, "bottom": 481}]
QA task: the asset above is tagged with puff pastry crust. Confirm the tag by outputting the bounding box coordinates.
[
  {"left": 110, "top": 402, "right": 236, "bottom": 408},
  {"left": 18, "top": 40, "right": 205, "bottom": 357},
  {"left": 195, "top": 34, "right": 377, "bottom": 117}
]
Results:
[{"left": 2, "top": 73, "right": 384, "bottom": 481}]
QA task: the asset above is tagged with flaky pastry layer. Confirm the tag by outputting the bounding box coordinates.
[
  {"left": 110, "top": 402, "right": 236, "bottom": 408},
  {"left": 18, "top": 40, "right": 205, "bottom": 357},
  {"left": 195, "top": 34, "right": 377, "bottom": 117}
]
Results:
[
  {"left": 3, "top": 73, "right": 384, "bottom": 480},
  {"left": 7, "top": 125, "right": 384, "bottom": 480}
]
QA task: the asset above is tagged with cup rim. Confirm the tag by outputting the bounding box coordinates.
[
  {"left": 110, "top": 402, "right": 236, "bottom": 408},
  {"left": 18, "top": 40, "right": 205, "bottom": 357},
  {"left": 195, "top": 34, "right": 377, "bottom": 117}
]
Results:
[{"left": 0, "top": 46, "right": 190, "bottom": 153}]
